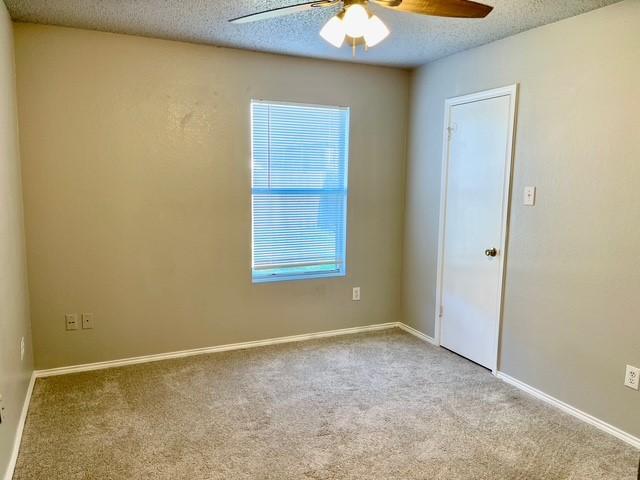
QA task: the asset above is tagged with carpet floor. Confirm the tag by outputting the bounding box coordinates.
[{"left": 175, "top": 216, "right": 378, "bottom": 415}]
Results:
[{"left": 13, "top": 329, "right": 639, "bottom": 479}]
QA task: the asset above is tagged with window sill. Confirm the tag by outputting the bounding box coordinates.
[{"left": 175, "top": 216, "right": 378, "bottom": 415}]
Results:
[{"left": 252, "top": 270, "right": 345, "bottom": 284}]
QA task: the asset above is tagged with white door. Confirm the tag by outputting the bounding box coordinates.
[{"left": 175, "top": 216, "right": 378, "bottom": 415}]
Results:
[{"left": 437, "top": 86, "right": 517, "bottom": 371}]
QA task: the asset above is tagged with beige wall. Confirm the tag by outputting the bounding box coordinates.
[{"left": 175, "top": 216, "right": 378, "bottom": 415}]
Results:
[
  {"left": 0, "top": 3, "right": 33, "bottom": 478},
  {"left": 14, "top": 24, "right": 409, "bottom": 370},
  {"left": 403, "top": 0, "right": 640, "bottom": 437}
]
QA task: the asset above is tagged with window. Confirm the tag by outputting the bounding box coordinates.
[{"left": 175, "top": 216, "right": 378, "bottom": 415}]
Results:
[{"left": 251, "top": 100, "right": 350, "bottom": 283}]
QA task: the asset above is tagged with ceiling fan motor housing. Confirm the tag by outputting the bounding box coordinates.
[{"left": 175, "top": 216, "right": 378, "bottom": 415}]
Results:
[{"left": 374, "top": 0, "right": 403, "bottom": 5}]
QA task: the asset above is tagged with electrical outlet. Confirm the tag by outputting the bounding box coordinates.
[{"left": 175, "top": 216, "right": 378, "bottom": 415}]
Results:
[
  {"left": 352, "top": 287, "right": 361, "bottom": 301},
  {"left": 65, "top": 313, "right": 79, "bottom": 331},
  {"left": 624, "top": 365, "right": 639, "bottom": 390},
  {"left": 82, "top": 313, "right": 94, "bottom": 330},
  {"left": 20, "top": 337, "right": 25, "bottom": 361}
]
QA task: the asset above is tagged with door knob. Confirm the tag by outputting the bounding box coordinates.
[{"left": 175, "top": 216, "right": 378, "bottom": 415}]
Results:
[{"left": 485, "top": 248, "right": 497, "bottom": 257}]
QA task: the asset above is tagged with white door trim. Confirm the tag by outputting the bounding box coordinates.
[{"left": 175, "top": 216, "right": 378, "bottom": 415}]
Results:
[{"left": 433, "top": 84, "right": 519, "bottom": 373}]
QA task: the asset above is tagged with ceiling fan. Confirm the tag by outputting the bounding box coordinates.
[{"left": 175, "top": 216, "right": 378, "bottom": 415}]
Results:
[{"left": 229, "top": 0, "right": 493, "bottom": 51}]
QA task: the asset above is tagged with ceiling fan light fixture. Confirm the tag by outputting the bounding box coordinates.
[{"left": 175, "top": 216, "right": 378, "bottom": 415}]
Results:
[
  {"left": 342, "top": 3, "right": 370, "bottom": 38},
  {"left": 320, "top": 15, "right": 346, "bottom": 47},
  {"left": 364, "top": 14, "right": 389, "bottom": 47}
]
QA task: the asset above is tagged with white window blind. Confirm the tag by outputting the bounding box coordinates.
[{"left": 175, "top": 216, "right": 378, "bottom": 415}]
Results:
[{"left": 251, "top": 100, "right": 350, "bottom": 282}]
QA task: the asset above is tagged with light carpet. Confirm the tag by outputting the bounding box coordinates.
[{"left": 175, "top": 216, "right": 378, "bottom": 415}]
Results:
[{"left": 13, "top": 329, "right": 639, "bottom": 479}]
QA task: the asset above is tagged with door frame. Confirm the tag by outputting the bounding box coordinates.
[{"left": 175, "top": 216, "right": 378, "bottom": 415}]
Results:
[{"left": 433, "top": 84, "right": 519, "bottom": 373}]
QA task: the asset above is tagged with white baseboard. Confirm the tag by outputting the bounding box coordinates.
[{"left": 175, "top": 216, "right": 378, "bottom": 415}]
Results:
[
  {"left": 3, "top": 371, "right": 36, "bottom": 480},
  {"left": 496, "top": 371, "right": 640, "bottom": 450},
  {"left": 396, "top": 322, "right": 438, "bottom": 345},
  {"left": 35, "top": 322, "right": 399, "bottom": 378}
]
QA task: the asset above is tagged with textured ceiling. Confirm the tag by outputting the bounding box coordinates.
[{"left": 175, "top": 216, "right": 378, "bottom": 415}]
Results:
[{"left": 4, "top": 0, "right": 622, "bottom": 67}]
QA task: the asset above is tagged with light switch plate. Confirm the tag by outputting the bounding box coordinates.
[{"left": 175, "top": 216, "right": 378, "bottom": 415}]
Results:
[
  {"left": 523, "top": 186, "right": 536, "bottom": 206},
  {"left": 82, "top": 313, "right": 94, "bottom": 329}
]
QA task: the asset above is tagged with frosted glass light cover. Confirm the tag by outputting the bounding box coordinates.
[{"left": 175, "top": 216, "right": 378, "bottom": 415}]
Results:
[
  {"left": 364, "top": 15, "right": 390, "bottom": 47},
  {"left": 320, "top": 16, "right": 346, "bottom": 47},
  {"left": 343, "top": 4, "right": 369, "bottom": 38}
]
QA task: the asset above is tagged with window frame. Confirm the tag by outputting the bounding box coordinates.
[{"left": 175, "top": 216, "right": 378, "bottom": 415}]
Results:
[{"left": 250, "top": 99, "right": 350, "bottom": 284}]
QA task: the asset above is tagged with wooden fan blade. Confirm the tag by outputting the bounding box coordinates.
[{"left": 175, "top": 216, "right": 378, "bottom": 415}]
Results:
[
  {"left": 373, "top": 0, "right": 493, "bottom": 18},
  {"left": 229, "top": 0, "right": 337, "bottom": 24}
]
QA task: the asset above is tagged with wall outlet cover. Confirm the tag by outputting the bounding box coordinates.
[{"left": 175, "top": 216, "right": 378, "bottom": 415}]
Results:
[
  {"left": 20, "top": 336, "right": 25, "bottom": 361},
  {"left": 352, "top": 287, "right": 361, "bottom": 301},
  {"left": 65, "top": 313, "right": 79, "bottom": 330},
  {"left": 624, "top": 365, "right": 639, "bottom": 390}
]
